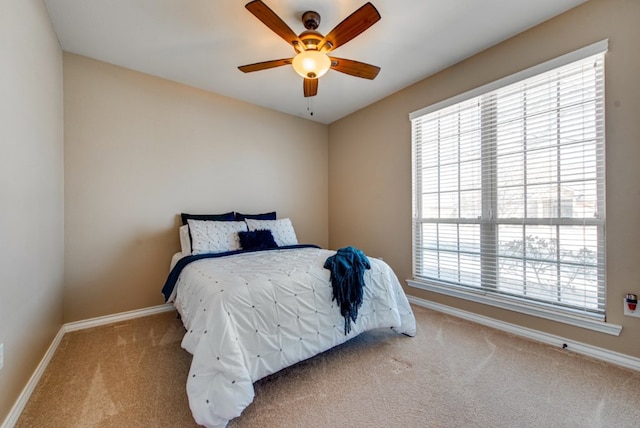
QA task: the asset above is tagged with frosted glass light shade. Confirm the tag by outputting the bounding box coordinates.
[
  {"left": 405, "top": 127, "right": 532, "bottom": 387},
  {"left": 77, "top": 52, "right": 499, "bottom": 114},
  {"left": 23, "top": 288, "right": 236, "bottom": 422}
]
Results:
[{"left": 292, "top": 50, "right": 331, "bottom": 79}]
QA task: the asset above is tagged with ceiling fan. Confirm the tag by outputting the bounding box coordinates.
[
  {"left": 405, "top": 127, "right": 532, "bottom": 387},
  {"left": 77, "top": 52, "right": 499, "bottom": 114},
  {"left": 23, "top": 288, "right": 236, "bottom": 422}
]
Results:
[{"left": 238, "top": 0, "right": 381, "bottom": 98}]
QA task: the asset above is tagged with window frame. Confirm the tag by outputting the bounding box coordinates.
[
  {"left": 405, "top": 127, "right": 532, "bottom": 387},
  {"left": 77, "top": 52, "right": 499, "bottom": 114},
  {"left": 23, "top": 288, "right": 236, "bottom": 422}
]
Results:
[{"left": 408, "top": 40, "right": 620, "bottom": 336}]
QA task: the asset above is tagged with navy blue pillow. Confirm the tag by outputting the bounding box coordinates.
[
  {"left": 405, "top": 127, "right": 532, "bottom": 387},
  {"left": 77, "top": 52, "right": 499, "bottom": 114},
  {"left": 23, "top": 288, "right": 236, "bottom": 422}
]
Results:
[
  {"left": 181, "top": 212, "right": 235, "bottom": 225},
  {"left": 235, "top": 211, "right": 276, "bottom": 221},
  {"left": 238, "top": 230, "right": 278, "bottom": 250}
]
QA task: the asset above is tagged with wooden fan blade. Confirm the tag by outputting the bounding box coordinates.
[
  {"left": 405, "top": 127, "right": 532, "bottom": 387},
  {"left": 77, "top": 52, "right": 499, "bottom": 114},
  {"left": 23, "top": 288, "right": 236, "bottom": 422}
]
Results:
[
  {"left": 238, "top": 58, "right": 292, "bottom": 73},
  {"left": 330, "top": 57, "right": 380, "bottom": 80},
  {"left": 319, "top": 2, "right": 381, "bottom": 52},
  {"left": 245, "top": 0, "right": 302, "bottom": 48},
  {"left": 303, "top": 78, "right": 318, "bottom": 97}
]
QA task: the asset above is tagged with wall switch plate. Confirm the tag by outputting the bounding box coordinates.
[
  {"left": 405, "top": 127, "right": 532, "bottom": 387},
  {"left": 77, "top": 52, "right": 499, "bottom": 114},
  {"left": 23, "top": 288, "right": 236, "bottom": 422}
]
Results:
[
  {"left": 623, "top": 298, "right": 640, "bottom": 318},
  {"left": 0, "top": 343, "right": 3, "bottom": 370}
]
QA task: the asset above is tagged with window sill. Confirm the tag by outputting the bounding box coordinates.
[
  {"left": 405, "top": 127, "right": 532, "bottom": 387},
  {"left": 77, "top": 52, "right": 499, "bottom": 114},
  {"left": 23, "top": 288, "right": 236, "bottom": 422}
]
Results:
[{"left": 406, "top": 279, "right": 622, "bottom": 336}]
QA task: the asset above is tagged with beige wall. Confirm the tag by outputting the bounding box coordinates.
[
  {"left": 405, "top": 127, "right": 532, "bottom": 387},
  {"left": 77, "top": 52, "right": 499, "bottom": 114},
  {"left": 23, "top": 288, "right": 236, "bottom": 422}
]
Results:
[
  {"left": 63, "top": 53, "right": 328, "bottom": 322},
  {"left": 0, "top": 0, "right": 64, "bottom": 423},
  {"left": 329, "top": 0, "right": 640, "bottom": 358}
]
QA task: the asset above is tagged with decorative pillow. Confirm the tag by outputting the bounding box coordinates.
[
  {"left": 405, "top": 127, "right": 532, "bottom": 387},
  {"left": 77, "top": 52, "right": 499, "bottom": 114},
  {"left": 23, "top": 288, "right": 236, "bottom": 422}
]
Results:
[
  {"left": 245, "top": 218, "right": 298, "bottom": 247},
  {"left": 181, "top": 212, "right": 235, "bottom": 225},
  {"left": 238, "top": 230, "right": 278, "bottom": 251},
  {"left": 187, "top": 220, "right": 248, "bottom": 255},
  {"left": 179, "top": 225, "right": 192, "bottom": 255},
  {"left": 235, "top": 211, "right": 277, "bottom": 221}
]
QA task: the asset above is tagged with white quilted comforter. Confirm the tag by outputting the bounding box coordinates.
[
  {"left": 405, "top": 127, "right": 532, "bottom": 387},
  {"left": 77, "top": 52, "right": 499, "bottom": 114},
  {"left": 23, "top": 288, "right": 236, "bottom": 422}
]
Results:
[{"left": 169, "top": 247, "right": 416, "bottom": 427}]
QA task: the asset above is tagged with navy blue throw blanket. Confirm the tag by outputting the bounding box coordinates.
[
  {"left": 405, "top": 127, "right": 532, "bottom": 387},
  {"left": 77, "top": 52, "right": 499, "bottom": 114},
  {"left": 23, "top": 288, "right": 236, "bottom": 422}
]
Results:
[
  {"left": 161, "top": 244, "right": 319, "bottom": 302},
  {"left": 324, "top": 246, "right": 371, "bottom": 335}
]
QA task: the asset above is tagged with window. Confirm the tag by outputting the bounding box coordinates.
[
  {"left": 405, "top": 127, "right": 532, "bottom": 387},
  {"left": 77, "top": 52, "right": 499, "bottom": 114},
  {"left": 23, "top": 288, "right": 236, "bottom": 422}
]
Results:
[{"left": 410, "top": 41, "right": 607, "bottom": 326}]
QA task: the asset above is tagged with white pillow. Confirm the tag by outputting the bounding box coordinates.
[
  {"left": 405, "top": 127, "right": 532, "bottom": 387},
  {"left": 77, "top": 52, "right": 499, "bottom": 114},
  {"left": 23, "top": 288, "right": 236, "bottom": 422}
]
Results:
[
  {"left": 187, "top": 220, "right": 248, "bottom": 255},
  {"left": 245, "top": 218, "right": 298, "bottom": 247},
  {"left": 179, "top": 225, "right": 192, "bottom": 255}
]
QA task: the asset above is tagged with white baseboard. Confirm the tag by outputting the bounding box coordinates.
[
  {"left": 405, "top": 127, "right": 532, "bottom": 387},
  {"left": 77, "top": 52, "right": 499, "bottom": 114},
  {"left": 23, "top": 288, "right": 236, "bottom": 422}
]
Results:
[
  {"left": 408, "top": 295, "right": 640, "bottom": 372},
  {"left": 64, "top": 303, "right": 174, "bottom": 332},
  {"left": 1, "top": 328, "right": 65, "bottom": 428},
  {"left": 1, "top": 303, "right": 175, "bottom": 428}
]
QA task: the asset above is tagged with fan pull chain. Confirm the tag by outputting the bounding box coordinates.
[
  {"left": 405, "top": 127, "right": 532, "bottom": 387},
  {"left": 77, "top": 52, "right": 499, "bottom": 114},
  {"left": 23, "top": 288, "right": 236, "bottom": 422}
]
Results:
[{"left": 307, "top": 97, "right": 314, "bottom": 116}]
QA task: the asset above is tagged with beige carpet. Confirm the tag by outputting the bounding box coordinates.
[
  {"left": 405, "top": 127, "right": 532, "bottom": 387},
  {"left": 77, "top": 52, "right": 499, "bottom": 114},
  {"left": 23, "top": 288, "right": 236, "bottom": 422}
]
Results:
[{"left": 16, "top": 305, "right": 640, "bottom": 427}]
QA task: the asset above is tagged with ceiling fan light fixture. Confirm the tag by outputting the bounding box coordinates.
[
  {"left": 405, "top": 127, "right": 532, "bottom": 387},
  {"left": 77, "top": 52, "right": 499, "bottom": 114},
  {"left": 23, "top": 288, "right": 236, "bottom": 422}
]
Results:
[{"left": 292, "top": 49, "right": 331, "bottom": 79}]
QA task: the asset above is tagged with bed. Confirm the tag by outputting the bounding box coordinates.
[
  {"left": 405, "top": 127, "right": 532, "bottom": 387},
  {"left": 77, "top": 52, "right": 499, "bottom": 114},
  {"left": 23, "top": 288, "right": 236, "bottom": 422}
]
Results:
[{"left": 162, "top": 214, "right": 416, "bottom": 427}]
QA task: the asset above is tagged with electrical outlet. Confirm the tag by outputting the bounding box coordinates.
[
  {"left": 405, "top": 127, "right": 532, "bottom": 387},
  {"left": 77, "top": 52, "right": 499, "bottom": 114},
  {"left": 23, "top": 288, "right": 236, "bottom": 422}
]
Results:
[
  {"left": 623, "top": 298, "right": 640, "bottom": 318},
  {"left": 0, "top": 343, "right": 3, "bottom": 370}
]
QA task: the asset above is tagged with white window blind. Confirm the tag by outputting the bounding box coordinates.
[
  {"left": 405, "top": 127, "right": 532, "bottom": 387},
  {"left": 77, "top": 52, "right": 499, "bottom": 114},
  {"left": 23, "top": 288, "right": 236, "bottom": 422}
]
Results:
[{"left": 411, "top": 43, "right": 606, "bottom": 319}]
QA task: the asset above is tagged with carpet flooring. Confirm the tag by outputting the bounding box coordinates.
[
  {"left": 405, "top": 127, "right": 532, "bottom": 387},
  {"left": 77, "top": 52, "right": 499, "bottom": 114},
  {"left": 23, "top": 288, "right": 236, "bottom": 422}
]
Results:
[{"left": 16, "top": 305, "right": 640, "bottom": 427}]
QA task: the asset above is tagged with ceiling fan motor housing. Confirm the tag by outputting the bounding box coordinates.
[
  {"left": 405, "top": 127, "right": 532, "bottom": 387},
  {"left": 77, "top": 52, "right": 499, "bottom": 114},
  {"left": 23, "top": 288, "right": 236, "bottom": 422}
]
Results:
[
  {"left": 299, "top": 11, "right": 326, "bottom": 51},
  {"left": 299, "top": 30, "right": 323, "bottom": 50}
]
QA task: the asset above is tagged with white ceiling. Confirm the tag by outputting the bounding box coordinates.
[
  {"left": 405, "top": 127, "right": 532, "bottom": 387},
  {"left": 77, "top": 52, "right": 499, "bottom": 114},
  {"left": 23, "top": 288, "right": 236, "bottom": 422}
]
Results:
[{"left": 43, "top": 0, "right": 587, "bottom": 124}]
